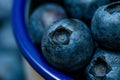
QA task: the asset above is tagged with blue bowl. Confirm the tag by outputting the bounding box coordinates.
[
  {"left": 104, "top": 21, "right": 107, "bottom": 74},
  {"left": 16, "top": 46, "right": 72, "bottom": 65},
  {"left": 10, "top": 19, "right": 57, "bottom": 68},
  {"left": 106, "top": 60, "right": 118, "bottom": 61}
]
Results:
[{"left": 12, "top": 0, "right": 73, "bottom": 80}]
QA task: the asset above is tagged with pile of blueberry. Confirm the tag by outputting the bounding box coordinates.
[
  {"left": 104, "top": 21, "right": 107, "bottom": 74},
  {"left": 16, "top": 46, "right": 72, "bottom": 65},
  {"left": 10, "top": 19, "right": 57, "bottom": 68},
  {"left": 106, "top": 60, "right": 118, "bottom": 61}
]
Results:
[{"left": 28, "top": 0, "right": 120, "bottom": 80}]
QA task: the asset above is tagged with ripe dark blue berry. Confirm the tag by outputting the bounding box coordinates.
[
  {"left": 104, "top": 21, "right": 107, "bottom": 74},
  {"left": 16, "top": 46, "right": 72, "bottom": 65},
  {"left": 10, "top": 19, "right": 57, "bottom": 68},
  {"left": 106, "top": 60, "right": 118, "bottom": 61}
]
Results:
[
  {"left": 28, "top": 3, "right": 67, "bottom": 45},
  {"left": 41, "top": 19, "right": 94, "bottom": 71},
  {"left": 91, "top": 1, "right": 120, "bottom": 51},
  {"left": 86, "top": 49, "right": 120, "bottom": 80},
  {"left": 64, "top": 0, "right": 109, "bottom": 20}
]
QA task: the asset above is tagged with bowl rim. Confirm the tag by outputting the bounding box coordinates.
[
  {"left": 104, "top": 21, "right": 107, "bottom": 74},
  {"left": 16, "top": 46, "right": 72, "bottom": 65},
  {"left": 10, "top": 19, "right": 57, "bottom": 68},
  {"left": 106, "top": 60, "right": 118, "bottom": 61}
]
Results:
[{"left": 12, "top": 0, "right": 73, "bottom": 79}]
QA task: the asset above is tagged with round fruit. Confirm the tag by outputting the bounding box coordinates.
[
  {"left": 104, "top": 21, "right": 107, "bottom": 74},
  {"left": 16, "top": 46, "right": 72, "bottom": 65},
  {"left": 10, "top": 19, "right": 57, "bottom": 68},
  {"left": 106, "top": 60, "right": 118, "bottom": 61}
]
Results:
[
  {"left": 28, "top": 3, "right": 67, "bottom": 45},
  {"left": 86, "top": 49, "right": 120, "bottom": 80},
  {"left": 91, "top": 1, "right": 120, "bottom": 51},
  {"left": 41, "top": 19, "right": 94, "bottom": 71}
]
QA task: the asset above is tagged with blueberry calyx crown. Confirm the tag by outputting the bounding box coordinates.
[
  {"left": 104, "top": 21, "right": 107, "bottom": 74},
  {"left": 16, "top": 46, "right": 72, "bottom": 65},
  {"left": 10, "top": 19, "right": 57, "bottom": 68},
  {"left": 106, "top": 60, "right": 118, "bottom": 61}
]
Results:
[
  {"left": 105, "top": 2, "right": 120, "bottom": 14},
  {"left": 49, "top": 26, "right": 72, "bottom": 45},
  {"left": 89, "top": 56, "right": 111, "bottom": 79}
]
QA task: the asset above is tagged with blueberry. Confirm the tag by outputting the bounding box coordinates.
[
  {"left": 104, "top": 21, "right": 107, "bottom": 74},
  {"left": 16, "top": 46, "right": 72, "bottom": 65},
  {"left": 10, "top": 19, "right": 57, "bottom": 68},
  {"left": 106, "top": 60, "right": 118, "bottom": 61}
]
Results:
[
  {"left": 41, "top": 19, "right": 94, "bottom": 71},
  {"left": 28, "top": 3, "right": 67, "bottom": 45},
  {"left": 64, "top": 0, "right": 110, "bottom": 21},
  {"left": 91, "top": 1, "right": 120, "bottom": 51},
  {"left": 86, "top": 49, "right": 120, "bottom": 80}
]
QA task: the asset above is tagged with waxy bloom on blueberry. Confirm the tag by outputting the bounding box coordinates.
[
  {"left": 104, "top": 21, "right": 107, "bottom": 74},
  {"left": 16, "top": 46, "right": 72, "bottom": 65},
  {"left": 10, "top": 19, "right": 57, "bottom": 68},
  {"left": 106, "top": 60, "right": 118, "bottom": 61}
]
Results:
[
  {"left": 91, "top": 1, "right": 120, "bottom": 51},
  {"left": 86, "top": 49, "right": 120, "bottom": 80},
  {"left": 42, "top": 19, "right": 94, "bottom": 71},
  {"left": 28, "top": 3, "right": 67, "bottom": 45}
]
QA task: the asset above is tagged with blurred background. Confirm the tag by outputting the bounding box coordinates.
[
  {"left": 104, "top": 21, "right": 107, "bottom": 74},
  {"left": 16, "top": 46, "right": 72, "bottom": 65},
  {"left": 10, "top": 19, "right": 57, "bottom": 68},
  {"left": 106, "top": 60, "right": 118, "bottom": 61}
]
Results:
[{"left": 0, "top": 0, "right": 44, "bottom": 80}]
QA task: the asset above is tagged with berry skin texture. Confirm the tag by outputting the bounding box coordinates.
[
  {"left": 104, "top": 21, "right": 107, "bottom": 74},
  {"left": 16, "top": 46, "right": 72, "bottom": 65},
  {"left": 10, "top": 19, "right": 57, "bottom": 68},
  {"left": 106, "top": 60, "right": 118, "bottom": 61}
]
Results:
[
  {"left": 28, "top": 3, "right": 67, "bottom": 45},
  {"left": 64, "top": 0, "right": 109, "bottom": 20},
  {"left": 41, "top": 19, "right": 94, "bottom": 71},
  {"left": 86, "top": 49, "right": 120, "bottom": 80},
  {"left": 91, "top": 1, "right": 120, "bottom": 51}
]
